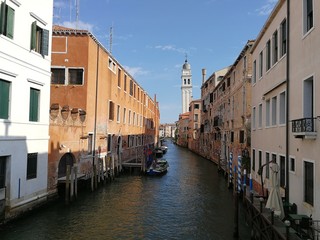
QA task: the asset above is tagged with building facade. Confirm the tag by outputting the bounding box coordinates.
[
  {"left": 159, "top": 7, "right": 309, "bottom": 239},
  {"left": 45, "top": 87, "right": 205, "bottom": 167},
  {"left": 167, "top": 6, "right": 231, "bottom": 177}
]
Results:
[
  {"left": 176, "top": 112, "right": 189, "bottom": 148},
  {"left": 0, "top": 0, "right": 53, "bottom": 221},
  {"left": 289, "top": 0, "right": 320, "bottom": 219},
  {"left": 49, "top": 26, "right": 160, "bottom": 195},
  {"left": 199, "top": 67, "right": 229, "bottom": 161},
  {"left": 251, "top": 0, "right": 287, "bottom": 198}
]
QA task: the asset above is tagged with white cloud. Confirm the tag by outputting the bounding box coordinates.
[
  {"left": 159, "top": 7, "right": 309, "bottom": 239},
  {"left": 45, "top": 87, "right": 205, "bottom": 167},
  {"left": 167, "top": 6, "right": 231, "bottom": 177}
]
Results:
[
  {"left": 59, "top": 20, "right": 94, "bottom": 32},
  {"left": 155, "top": 45, "right": 186, "bottom": 54},
  {"left": 123, "top": 66, "right": 148, "bottom": 77},
  {"left": 256, "top": 0, "right": 278, "bottom": 16}
]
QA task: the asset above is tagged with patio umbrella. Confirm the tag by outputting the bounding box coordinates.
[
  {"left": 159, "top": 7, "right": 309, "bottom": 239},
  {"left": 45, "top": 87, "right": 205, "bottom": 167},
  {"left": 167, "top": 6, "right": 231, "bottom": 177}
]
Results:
[{"left": 265, "top": 163, "right": 285, "bottom": 220}]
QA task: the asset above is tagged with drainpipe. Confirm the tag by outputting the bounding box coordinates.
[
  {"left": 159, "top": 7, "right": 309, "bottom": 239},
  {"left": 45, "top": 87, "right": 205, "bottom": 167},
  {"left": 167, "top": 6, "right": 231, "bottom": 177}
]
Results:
[
  {"left": 93, "top": 45, "right": 100, "bottom": 166},
  {"left": 285, "top": 0, "right": 290, "bottom": 204}
]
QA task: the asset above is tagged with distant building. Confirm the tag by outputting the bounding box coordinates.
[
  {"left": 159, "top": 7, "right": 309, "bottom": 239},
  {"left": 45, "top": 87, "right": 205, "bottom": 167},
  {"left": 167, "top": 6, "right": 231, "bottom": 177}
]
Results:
[
  {"left": 0, "top": 0, "right": 53, "bottom": 221},
  {"left": 199, "top": 67, "right": 230, "bottom": 160},
  {"left": 181, "top": 59, "right": 192, "bottom": 114},
  {"left": 159, "top": 123, "right": 176, "bottom": 138},
  {"left": 176, "top": 112, "right": 189, "bottom": 147},
  {"left": 188, "top": 99, "right": 201, "bottom": 153}
]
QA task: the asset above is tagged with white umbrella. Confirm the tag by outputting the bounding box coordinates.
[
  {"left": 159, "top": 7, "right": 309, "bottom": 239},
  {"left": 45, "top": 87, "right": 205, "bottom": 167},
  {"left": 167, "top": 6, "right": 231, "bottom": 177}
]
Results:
[{"left": 265, "top": 163, "right": 285, "bottom": 220}]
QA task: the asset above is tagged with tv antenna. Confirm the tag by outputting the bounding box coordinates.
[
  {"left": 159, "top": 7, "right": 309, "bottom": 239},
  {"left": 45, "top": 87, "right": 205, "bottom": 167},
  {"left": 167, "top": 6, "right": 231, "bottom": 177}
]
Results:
[{"left": 109, "top": 25, "right": 113, "bottom": 53}]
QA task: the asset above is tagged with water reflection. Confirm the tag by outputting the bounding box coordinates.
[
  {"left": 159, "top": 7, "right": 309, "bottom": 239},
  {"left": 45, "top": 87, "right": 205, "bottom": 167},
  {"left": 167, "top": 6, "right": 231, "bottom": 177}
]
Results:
[{"left": 0, "top": 141, "right": 250, "bottom": 240}]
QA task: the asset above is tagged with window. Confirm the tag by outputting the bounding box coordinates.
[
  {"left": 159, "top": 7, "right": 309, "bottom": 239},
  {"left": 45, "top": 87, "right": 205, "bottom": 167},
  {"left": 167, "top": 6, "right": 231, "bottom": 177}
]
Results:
[
  {"left": 133, "top": 112, "right": 136, "bottom": 125},
  {"left": 128, "top": 110, "right": 131, "bottom": 125},
  {"left": 123, "top": 107, "right": 126, "bottom": 124},
  {"left": 88, "top": 133, "right": 93, "bottom": 154},
  {"left": 279, "top": 92, "right": 286, "bottom": 124},
  {"left": 303, "top": 0, "right": 313, "bottom": 34},
  {"left": 109, "top": 101, "right": 114, "bottom": 120},
  {"left": 265, "top": 152, "right": 270, "bottom": 179},
  {"left": 30, "top": 21, "right": 49, "bottom": 56},
  {"left": 0, "top": 2, "right": 14, "bottom": 39},
  {"left": 108, "top": 58, "right": 116, "bottom": 72},
  {"left": 290, "top": 157, "right": 295, "bottom": 172},
  {"left": 0, "top": 79, "right": 10, "bottom": 119},
  {"left": 0, "top": 157, "right": 6, "bottom": 188},
  {"left": 188, "top": 79, "right": 190, "bottom": 84},
  {"left": 194, "top": 104, "right": 199, "bottom": 109},
  {"left": 259, "top": 51, "right": 263, "bottom": 78},
  {"left": 252, "top": 149, "right": 256, "bottom": 171},
  {"left": 280, "top": 19, "right": 287, "bottom": 57},
  {"left": 117, "top": 105, "right": 120, "bottom": 122},
  {"left": 258, "top": 104, "right": 262, "bottom": 128},
  {"left": 129, "top": 80, "right": 133, "bottom": 96},
  {"left": 266, "top": 40, "right": 271, "bottom": 71},
  {"left": 27, "top": 153, "right": 37, "bottom": 180},
  {"left": 107, "top": 134, "right": 112, "bottom": 152},
  {"left": 29, "top": 88, "right": 40, "bottom": 122},
  {"left": 230, "top": 132, "right": 234, "bottom": 143},
  {"left": 258, "top": 150, "right": 262, "bottom": 172},
  {"left": 252, "top": 60, "right": 256, "bottom": 84},
  {"left": 280, "top": 155, "right": 285, "bottom": 188},
  {"left": 272, "top": 153, "right": 277, "bottom": 164},
  {"left": 303, "top": 77, "right": 313, "bottom": 119},
  {"left": 304, "top": 161, "right": 314, "bottom": 205},
  {"left": 272, "top": 30, "right": 278, "bottom": 65},
  {"left": 239, "top": 130, "right": 245, "bottom": 144},
  {"left": 271, "top": 96, "right": 277, "bottom": 125},
  {"left": 51, "top": 68, "right": 65, "bottom": 84},
  {"left": 243, "top": 56, "right": 247, "bottom": 70},
  {"left": 252, "top": 107, "right": 256, "bottom": 129},
  {"left": 266, "top": 99, "right": 270, "bottom": 127},
  {"left": 194, "top": 114, "right": 198, "bottom": 122},
  {"left": 68, "top": 69, "right": 83, "bottom": 85},
  {"left": 124, "top": 75, "right": 127, "bottom": 92},
  {"left": 117, "top": 68, "right": 121, "bottom": 87}
]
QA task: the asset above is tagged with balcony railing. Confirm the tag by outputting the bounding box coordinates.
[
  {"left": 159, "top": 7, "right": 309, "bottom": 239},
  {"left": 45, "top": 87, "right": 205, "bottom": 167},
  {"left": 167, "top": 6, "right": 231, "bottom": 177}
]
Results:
[{"left": 292, "top": 117, "right": 317, "bottom": 139}]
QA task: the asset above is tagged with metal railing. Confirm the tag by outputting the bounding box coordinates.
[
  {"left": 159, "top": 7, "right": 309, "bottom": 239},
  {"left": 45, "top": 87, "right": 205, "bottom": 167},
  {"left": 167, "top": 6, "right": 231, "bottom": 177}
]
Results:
[{"left": 292, "top": 117, "right": 316, "bottom": 133}]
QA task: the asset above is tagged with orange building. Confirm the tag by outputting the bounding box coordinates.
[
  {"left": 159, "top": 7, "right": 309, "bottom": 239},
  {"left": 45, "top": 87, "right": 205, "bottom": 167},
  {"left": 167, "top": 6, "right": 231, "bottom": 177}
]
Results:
[{"left": 48, "top": 26, "right": 160, "bottom": 194}]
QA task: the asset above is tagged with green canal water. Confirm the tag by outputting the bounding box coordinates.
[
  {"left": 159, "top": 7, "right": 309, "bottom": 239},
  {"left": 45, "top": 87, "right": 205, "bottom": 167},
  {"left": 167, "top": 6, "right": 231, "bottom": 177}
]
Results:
[{"left": 0, "top": 141, "right": 251, "bottom": 240}]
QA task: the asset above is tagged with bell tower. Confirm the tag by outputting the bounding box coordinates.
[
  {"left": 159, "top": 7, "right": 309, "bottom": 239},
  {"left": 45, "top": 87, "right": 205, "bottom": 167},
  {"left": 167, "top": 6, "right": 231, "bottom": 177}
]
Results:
[{"left": 181, "top": 57, "right": 193, "bottom": 113}]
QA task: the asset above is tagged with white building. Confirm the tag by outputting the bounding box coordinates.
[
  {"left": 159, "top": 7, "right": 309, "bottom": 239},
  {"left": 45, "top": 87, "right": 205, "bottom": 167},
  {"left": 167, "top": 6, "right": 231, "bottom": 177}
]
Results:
[
  {"left": 0, "top": 0, "right": 53, "bottom": 221},
  {"left": 181, "top": 59, "right": 192, "bottom": 114},
  {"left": 289, "top": 0, "right": 320, "bottom": 219}
]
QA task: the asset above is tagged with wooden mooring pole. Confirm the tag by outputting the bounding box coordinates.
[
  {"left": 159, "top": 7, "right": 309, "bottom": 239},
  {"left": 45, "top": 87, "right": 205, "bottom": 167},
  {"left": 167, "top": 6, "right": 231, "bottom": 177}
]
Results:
[{"left": 65, "top": 165, "right": 70, "bottom": 205}]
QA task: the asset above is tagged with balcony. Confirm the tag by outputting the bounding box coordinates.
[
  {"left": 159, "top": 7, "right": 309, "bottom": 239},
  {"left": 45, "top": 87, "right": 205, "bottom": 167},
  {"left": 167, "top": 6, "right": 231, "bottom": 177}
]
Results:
[{"left": 292, "top": 117, "right": 317, "bottom": 139}]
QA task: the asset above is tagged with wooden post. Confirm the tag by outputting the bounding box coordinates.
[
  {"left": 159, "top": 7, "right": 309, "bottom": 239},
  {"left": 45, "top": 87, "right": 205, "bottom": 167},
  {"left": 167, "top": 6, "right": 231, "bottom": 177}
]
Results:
[
  {"left": 70, "top": 166, "right": 74, "bottom": 202},
  {"left": 104, "top": 157, "right": 108, "bottom": 183},
  {"left": 74, "top": 165, "right": 78, "bottom": 199},
  {"left": 91, "top": 167, "right": 94, "bottom": 192},
  {"left": 97, "top": 162, "right": 101, "bottom": 184},
  {"left": 94, "top": 164, "right": 97, "bottom": 189},
  {"left": 65, "top": 165, "right": 70, "bottom": 205},
  {"left": 112, "top": 155, "right": 115, "bottom": 180}
]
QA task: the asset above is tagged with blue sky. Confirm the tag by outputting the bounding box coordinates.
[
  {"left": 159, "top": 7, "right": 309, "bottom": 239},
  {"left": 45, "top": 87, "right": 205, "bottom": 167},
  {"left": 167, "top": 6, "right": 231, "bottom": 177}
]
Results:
[{"left": 53, "top": 0, "right": 277, "bottom": 124}]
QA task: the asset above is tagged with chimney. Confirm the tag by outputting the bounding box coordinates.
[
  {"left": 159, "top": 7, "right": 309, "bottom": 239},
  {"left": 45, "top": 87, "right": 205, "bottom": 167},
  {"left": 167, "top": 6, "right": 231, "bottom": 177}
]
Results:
[{"left": 202, "top": 68, "right": 206, "bottom": 84}]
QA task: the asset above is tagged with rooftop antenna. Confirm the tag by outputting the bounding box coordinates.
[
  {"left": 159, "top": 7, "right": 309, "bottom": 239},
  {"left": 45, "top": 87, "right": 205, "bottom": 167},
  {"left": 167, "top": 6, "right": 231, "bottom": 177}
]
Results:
[
  {"left": 109, "top": 25, "right": 113, "bottom": 53},
  {"left": 69, "top": 0, "right": 72, "bottom": 22},
  {"left": 75, "top": 0, "right": 79, "bottom": 29},
  {"left": 185, "top": 53, "right": 188, "bottom": 62}
]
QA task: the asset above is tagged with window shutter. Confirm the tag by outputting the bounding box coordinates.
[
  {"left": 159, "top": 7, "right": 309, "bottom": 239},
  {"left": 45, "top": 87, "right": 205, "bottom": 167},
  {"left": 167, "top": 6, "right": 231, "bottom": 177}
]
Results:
[
  {"left": 41, "top": 29, "right": 49, "bottom": 56},
  {"left": 0, "top": 2, "right": 6, "bottom": 35},
  {"left": 29, "top": 88, "right": 39, "bottom": 121},
  {"left": 6, "top": 5, "right": 14, "bottom": 39},
  {"left": 30, "top": 21, "right": 36, "bottom": 50},
  {"left": 0, "top": 80, "right": 10, "bottom": 119}
]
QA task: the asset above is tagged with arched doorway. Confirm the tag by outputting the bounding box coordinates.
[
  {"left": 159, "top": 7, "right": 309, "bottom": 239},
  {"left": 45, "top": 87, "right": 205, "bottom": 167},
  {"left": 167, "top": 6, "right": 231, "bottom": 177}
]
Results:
[{"left": 58, "top": 153, "right": 75, "bottom": 178}]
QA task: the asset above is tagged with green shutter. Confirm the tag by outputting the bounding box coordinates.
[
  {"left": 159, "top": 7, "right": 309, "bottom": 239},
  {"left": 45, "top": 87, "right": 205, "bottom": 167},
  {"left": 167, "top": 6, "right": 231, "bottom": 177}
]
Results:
[
  {"left": 0, "top": 2, "right": 4, "bottom": 34},
  {"left": 6, "top": 5, "right": 14, "bottom": 39},
  {"left": 41, "top": 29, "right": 49, "bottom": 56},
  {"left": 30, "top": 21, "right": 36, "bottom": 50},
  {"left": 0, "top": 80, "right": 10, "bottom": 119},
  {"left": 29, "top": 88, "right": 39, "bottom": 122}
]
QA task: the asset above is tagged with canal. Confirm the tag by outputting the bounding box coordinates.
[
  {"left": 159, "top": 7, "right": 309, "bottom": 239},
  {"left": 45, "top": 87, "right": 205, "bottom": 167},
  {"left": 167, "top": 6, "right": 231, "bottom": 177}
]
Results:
[{"left": 0, "top": 141, "right": 251, "bottom": 240}]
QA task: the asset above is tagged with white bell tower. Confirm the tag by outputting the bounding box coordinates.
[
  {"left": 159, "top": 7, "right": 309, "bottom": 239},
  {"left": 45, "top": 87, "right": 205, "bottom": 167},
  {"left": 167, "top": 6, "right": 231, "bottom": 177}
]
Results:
[{"left": 181, "top": 58, "right": 193, "bottom": 113}]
